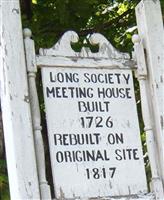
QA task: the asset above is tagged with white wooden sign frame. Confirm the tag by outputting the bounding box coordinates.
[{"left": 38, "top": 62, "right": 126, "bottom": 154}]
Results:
[
  {"left": 135, "top": 0, "right": 164, "bottom": 186},
  {"left": 1, "top": 0, "right": 163, "bottom": 199},
  {"left": 1, "top": 1, "right": 40, "bottom": 199},
  {"left": 23, "top": 29, "right": 163, "bottom": 199}
]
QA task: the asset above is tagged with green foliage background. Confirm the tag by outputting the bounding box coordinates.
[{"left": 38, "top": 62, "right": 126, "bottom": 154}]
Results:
[
  {"left": 23, "top": 0, "right": 140, "bottom": 51},
  {"left": 1, "top": 0, "right": 163, "bottom": 199},
  {"left": 0, "top": 159, "right": 9, "bottom": 200}
]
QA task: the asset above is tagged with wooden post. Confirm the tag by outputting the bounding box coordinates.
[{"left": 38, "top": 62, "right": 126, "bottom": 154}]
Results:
[
  {"left": 135, "top": 0, "right": 164, "bottom": 185},
  {"left": 132, "top": 35, "right": 164, "bottom": 199},
  {"left": 23, "top": 28, "right": 51, "bottom": 200},
  {"left": 1, "top": 1, "right": 40, "bottom": 199}
]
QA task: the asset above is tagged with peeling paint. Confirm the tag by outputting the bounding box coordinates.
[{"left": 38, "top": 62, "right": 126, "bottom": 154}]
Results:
[
  {"left": 24, "top": 95, "right": 30, "bottom": 103},
  {"left": 24, "top": 180, "right": 33, "bottom": 199},
  {"left": 5, "top": 45, "right": 8, "bottom": 56},
  {"left": 157, "top": 56, "right": 160, "bottom": 62},
  {"left": 12, "top": 8, "right": 19, "bottom": 14},
  {"left": 126, "top": 120, "right": 130, "bottom": 127},
  {"left": 59, "top": 187, "right": 65, "bottom": 200},
  {"left": 2, "top": 25, "right": 5, "bottom": 38},
  {"left": 10, "top": 94, "right": 13, "bottom": 100},
  {"left": 71, "top": 57, "right": 78, "bottom": 62},
  {"left": 160, "top": 115, "right": 164, "bottom": 129},
  {"left": 3, "top": 58, "right": 6, "bottom": 95},
  {"left": 160, "top": 75, "right": 163, "bottom": 83},
  {"left": 109, "top": 180, "right": 112, "bottom": 189},
  {"left": 128, "top": 186, "right": 131, "bottom": 195},
  {"left": 152, "top": 0, "right": 158, "bottom": 3}
]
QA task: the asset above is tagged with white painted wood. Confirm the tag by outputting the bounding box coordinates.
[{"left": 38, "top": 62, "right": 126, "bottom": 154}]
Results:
[
  {"left": 42, "top": 67, "right": 147, "bottom": 198},
  {"left": 57, "top": 195, "right": 155, "bottom": 200},
  {"left": 39, "top": 31, "right": 148, "bottom": 199},
  {"left": 36, "top": 56, "right": 135, "bottom": 69},
  {"left": 51, "top": 193, "right": 156, "bottom": 200},
  {"left": 37, "top": 31, "right": 135, "bottom": 70},
  {"left": 23, "top": 28, "right": 51, "bottom": 200},
  {"left": 135, "top": 0, "right": 164, "bottom": 185},
  {"left": 39, "top": 31, "right": 129, "bottom": 59},
  {"left": 132, "top": 35, "right": 164, "bottom": 199},
  {"left": 52, "top": 195, "right": 156, "bottom": 200},
  {"left": 0, "top": 1, "right": 40, "bottom": 199}
]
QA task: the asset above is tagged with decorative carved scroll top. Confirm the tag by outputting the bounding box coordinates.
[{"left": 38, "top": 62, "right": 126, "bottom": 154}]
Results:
[{"left": 39, "top": 31, "right": 130, "bottom": 60}]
